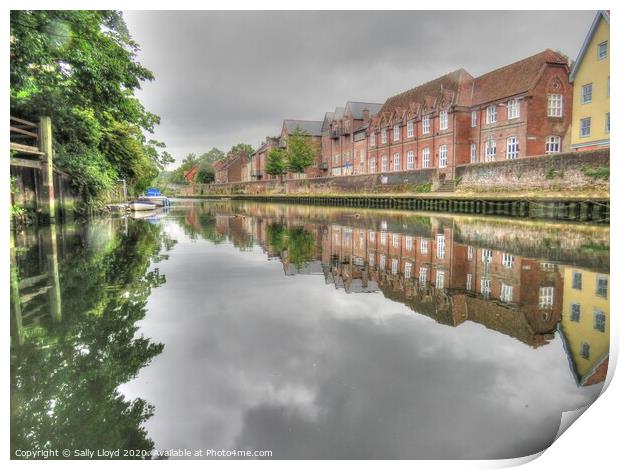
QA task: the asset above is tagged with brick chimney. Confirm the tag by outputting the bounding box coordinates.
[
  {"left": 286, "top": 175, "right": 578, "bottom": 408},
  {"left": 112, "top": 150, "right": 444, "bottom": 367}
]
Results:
[{"left": 363, "top": 108, "right": 370, "bottom": 122}]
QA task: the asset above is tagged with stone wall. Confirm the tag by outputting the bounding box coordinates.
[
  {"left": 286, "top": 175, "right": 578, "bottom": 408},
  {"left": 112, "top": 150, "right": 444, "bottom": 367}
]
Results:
[
  {"left": 455, "top": 149, "right": 609, "bottom": 192},
  {"left": 181, "top": 148, "right": 610, "bottom": 196},
  {"left": 183, "top": 168, "right": 436, "bottom": 196}
]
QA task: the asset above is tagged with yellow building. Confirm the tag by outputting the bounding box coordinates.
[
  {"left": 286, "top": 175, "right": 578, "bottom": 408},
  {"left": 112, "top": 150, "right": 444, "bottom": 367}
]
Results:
[
  {"left": 570, "top": 10, "right": 610, "bottom": 150},
  {"left": 559, "top": 266, "right": 609, "bottom": 386}
]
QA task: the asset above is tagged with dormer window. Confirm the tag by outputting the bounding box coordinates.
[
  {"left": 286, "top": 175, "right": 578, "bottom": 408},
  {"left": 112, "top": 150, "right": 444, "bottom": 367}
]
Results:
[
  {"left": 439, "top": 110, "right": 448, "bottom": 130},
  {"left": 407, "top": 120, "right": 414, "bottom": 138},
  {"left": 486, "top": 105, "right": 497, "bottom": 124},
  {"left": 422, "top": 115, "right": 431, "bottom": 134},
  {"left": 507, "top": 99, "right": 520, "bottom": 119}
]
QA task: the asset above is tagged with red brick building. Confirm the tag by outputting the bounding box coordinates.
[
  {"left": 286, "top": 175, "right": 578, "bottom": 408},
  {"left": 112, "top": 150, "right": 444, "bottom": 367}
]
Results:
[
  {"left": 279, "top": 119, "right": 323, "bottom": 178},
  {"left": 250, "top": 137, "right": 279, "bottom": 181},
  {"left": 321, "top": 101, "right": 383, "bottom": 176},
  {"left": 213, "top": 149, "right": 251, "bottom": 183},
  {"left": 365, "top": 49, "right": 572, "bottom": 180}
]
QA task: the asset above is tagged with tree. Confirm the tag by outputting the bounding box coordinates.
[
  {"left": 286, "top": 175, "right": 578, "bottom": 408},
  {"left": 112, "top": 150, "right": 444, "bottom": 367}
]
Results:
[
  {"left": 287, "top": 127, "right": 318, "bottom": 174},
  {"left": 228, "top": 143, "right": 254, "bottom": 158},
  {"left": 10, "top": 11, "right": 166, "bottom": 203},
  {"left": 266, "top": 148, "right": 288, "bottom": 178}
]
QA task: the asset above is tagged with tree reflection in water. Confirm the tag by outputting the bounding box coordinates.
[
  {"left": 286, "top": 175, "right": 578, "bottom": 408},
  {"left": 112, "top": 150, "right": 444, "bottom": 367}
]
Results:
[{"left": 10, "top": 219, "right": 176, "bottom": 459}]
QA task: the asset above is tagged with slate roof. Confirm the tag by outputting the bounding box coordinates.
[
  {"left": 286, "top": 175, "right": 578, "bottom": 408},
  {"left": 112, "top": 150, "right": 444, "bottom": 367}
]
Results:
[
  {"left": 379, "top": 49, "right": 569, "bottom": 116},
  {"left": 470, "top": 49, "right": 568, "bottom": 105},
  {"left": 283, "top": 119, "right": 323, "bottom": 137},
  {"left": 344, "top": 101, "right": 383, "bottom": 119},
  {"left": 380, "top": 68, "right": 473, "bottom": 116}
]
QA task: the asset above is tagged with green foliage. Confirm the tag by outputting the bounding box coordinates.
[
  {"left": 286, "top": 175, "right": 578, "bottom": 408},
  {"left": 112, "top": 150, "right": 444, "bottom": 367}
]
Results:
[
  {"left": 266, "top": 148, "right": 288, "bottom": 177},
  {"left": 287, "top": 127, "right": 318, "bottom": 173},
  {"left": 581, "top": 166, "right": 610, "bottom": 180},
  {"left": 170, "top": 148, "right": 224, "bottom": 184},
  {"left": 11, "top": 220, "right": 176, "bottom": 457},
  {"left": 229, "top": 143, "right": 254, "bottom": 158},
  {"left": 10, "top": 11, "right": 171, "bottom": 202}
]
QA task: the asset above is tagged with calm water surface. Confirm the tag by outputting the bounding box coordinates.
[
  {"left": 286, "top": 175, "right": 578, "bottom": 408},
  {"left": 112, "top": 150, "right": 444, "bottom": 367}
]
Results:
[{"left": 10, "top": 200, "right": 610, "bottom": 459}]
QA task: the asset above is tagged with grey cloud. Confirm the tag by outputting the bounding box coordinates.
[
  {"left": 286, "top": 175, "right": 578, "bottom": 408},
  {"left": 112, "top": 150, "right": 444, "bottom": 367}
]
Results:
[
  {"left": 123, "top": 10, "right": 594, "bottom": 166},
  {"left": 120, "top": 222, "right": 601, "bottom": 459}
]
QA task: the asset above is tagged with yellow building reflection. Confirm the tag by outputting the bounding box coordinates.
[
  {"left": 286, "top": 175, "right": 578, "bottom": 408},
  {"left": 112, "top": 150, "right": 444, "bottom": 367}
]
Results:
[{"left": 559, "top": 266, "right": 609, "bottom": 386}]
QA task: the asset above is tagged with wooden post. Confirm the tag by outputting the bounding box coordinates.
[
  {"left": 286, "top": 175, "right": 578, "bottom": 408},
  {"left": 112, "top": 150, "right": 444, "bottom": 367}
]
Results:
[
  {"left": 38, "top": 116, "right": 56, "bottom": 224},
  {"left": 46, "top": 224, "right": 62, "bottom": 323}
]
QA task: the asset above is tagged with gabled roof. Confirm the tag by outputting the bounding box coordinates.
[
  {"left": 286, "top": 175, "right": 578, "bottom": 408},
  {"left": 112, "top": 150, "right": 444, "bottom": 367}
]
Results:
[
  {"left": 569, "top": 10, "right": 610, "bottom": 82},
  {"left": 321, "top": 112, "right": 335, "bottom": 132},
  {"left": 470, "top": 49, "right": 568, "bottom": 105},
  {"left": 344, "top": 101, "right": 383, "bottom": 119},
  {"left": 379, "top": 68, "right": 473, "bottom": 116},
  {"left": 333, "top": 107, "right": 345, "bottom": 120},
  {"left": 283, "top": 119, "right": 323, "bottom": 137}
]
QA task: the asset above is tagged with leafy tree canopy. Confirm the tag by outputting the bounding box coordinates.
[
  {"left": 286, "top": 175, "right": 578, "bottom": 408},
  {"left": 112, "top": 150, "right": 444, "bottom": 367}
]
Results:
[
  {"left": 266, "top": 148, "right": 288, "bottom": 177},
  {"left": 286, "top": 127, "right": 318, "bottom": 173},
  {"left": 10, "top": 10, "right": 172, "bottom": 203}
]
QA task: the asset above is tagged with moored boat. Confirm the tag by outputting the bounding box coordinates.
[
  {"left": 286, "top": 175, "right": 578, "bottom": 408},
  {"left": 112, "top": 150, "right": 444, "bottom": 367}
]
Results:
[{"left": 128, "top": 201, "right": 157, "bottom": 211}]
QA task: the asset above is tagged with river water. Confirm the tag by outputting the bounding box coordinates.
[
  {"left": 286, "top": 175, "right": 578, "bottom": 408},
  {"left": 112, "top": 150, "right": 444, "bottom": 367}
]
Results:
[{"left": 10, "top": 199, "right": 610, "bottom": 459}]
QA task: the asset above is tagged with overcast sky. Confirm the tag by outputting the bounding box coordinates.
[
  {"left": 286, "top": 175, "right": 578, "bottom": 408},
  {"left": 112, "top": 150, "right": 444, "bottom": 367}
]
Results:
[{"left": 123, "top": 10, "right": 595, "bottom": 168}]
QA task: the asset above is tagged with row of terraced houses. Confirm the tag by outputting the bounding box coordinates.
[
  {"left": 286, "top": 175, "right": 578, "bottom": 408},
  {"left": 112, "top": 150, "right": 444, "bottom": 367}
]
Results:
[{"left": 214, "top": 12, "right": 609, "bottom": 185}]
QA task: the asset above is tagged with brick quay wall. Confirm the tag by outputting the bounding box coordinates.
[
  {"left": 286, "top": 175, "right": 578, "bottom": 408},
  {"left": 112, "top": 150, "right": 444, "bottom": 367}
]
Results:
[{"left": 181, "top": 149, "right": 609, "bottom": 197}]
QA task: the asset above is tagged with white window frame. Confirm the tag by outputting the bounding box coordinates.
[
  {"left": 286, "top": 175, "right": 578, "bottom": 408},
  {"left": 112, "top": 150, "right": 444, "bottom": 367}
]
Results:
[
  {"left": 422, "top": 147, "right": 430, "bottom": 168},
  {"left": 470, "top": 143, "right": 477, "bottom": 163},
  {"left": 420, "top": 239, "right": 429, "bottom": 254},
  {"left": 370, "top": 132, "right": 376, "bottom": 147},
  {"left": 379, "top": 254, "right": 386, "bottom": 270},
  {"left": 419, "top": 267, "right": 428, "bottom": 286},
  {"left": 471, "top": 110, "right": 477, "bottom": 127},
  {"left": 404, "top": 261, "right": 412, "bottom": 279},
  {"left": 406, "top": 150, "right": 415, "bottom": 169},
  {"left": 485, "top": 139, "right": 496, "bottom": 161},
  {"left": 539, "top": 287, "right": 554, "bottom": 309},
  {"left": 545, "top": 136, "right": 561, "bottom": 154},
  {"left": 405, "top": 236, "right": 413, "bottom": 251},
  {"left": 439, "top": 110, "right": 448, "bottom": 130},
  {"left": 369, "top": 157, "right": 376, "bottom": 173},
  {"left": 482, "top": 249, "right": 492, "bottom": 263},
  {"left": 580, "top": 117, "right": 591, "bottom": 137},
  {"left": 481, "top": 278, "right": 491, "bottom": 297},
  {"left": 507, "top": 99, "right": 520, "bottom": 119},
  {"left": 381, "top": 128, "right": 387, "bottom": 144},
  {"left": 506, "top": 136, "right": 519, "bottom": 160},
  {"left": 422, "top": 115, "right": 431, "bottom": 134},
  {"left": 467, "top": 245, "right": 474, "bottom": 260},
  {"left": 502, "top": 253, "right": 515, "bottom": 268},
  {"left": 605, "top": 112, "right": 610, "bottom": 134},
  {"left": 581, "top": 83, "right": 593, "bottom": 104},
  {"left": 438, "top": 145, "right": 448, "bottom": 168},
  {"left": 466, "top": 273, "right": 473, "bottom": 291},
  {"left": 598, "top": 41, "right": 608, "bottom": 60},
  {"left": 391, "top": 258, "right": 399, "bottom": 275},
  {"left": 547, "top": 94, "right": 563, "bottom": 117},
  {"left": 407, "top": 120, "right": 414, "bottom": 138},
  {"left": 381, "top": 155, "right": 388, "bottom": 172},
  {"left": 393, "top": 153, "right": 401, "bottom": 171},
  {"left": 486, "top": 105, "right": 497, "bottom": 124},
  {"left": 436, "top": 234, "right": 445, "bottom": 259},
  {"left": 392, "top": 234, "right": 399, "bottom": 248},
  {"left": 436, "top": 270, "right": 445, "bottom": 289},
  {"left": 380, "top": 231, "right": 387, "bottom": 245},
  {"left": 393, "top": 125, "right": 400, "bottom": 141},
  {"left": 500, "top": 283, "right": 513, "bottom": 303}
]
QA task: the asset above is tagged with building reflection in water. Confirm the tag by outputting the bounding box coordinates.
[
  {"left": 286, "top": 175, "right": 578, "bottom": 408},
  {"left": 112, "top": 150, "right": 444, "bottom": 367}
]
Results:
[{"left": 185, "top": 201, "right": 610, "bottom": 388}]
